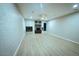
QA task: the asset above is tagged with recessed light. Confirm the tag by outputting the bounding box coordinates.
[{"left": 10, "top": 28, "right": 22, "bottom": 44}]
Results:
[
  {"left": 73, "top": 4, "right": 78, "bottom": 8},
  {"left": 41, "top": 17, "right": 44, "bottom": 20}
]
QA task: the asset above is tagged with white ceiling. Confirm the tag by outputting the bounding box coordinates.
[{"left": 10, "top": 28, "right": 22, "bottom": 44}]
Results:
[{"left": 17, "top": 3, "right": 79, "bottom": 21}]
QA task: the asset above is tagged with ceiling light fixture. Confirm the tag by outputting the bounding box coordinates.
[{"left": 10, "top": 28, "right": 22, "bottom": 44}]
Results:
[
  {"left": 41, "top": 17, "right": 44, "bottom": 20},
  {"left": 73, "top": 4, "right": 78, "bottom": 9}
]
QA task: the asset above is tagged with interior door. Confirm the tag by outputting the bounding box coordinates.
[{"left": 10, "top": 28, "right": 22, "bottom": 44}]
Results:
[{"left": 43, "top": 23, "right": 46, "bottom": 31}]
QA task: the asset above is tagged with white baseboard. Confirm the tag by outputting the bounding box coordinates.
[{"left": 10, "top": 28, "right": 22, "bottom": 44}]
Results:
[
  {"left": 13, "top": 32, "right": 25, "bottom": 56},
  {"left": 48, "top": 32, "right": 79, "bottom": 45}
]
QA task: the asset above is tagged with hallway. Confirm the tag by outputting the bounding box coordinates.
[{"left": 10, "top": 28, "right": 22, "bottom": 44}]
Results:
[
  {"left": 16, "top": 32, "right": 79, "bottom": 56},
  {"left": 0, "top": 3, "right": 79, "bottom": 56}
]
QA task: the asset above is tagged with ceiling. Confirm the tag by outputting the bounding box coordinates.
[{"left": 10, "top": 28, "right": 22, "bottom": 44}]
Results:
[{"left": 16, "top": 3, "right": 79, "bottom": 21}]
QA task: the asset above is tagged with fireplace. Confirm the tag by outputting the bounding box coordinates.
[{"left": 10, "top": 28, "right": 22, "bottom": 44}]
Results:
[
  {"left": 35, "top": 28, "right": 41, "bottom": 33},
  {"left": 35, "top": 21, "right": 42, "bottom": 33}
]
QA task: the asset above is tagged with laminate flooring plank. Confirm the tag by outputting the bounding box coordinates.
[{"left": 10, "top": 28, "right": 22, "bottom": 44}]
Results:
[{"left": 16, "top": 32, "right": 79, "bottom": 56}]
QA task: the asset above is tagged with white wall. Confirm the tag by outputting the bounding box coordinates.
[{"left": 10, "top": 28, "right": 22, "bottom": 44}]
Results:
[
  {"left": 0, "top": 4, "right": 25, "bottom": 56},
  {"left": 47, "top": 12, "right": 79, "bottom": 43}
]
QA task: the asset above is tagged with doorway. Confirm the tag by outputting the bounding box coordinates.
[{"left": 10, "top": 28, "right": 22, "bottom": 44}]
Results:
[{"left": 43, "top": 23, "right": 46, "bottom": 31}]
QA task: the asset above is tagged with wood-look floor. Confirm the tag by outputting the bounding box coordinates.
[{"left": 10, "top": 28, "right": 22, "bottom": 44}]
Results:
[{"left": 16, "top": 32, "right": 79, "bottom": 56}]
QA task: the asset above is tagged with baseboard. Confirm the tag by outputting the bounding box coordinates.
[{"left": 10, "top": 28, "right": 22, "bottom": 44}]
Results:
[
  {"left": 47, "top": 32, "right": 79, "bottom": 45},
  {"left": 13, "top": 32, "right": 25, "bottom": 56}
]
